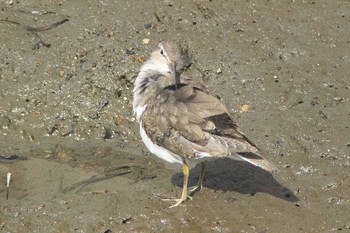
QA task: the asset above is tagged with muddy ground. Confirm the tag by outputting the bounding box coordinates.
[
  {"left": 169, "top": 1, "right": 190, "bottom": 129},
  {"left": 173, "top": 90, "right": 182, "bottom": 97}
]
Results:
[{"left": 0, "top": 0, "right": 349, "bottom": 232}]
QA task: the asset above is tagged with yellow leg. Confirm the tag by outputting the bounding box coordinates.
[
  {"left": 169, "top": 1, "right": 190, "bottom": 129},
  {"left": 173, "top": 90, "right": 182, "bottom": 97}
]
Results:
[
  {"left": 169, "top": 161, "right": 192, "bottom": 208},
  {"left": 189, "top": 161, "right": 207, "bottom": 195}
]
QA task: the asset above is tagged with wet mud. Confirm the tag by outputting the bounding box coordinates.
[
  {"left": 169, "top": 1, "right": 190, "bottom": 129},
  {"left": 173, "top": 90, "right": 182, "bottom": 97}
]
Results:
[{"left": 0, "top": 0, "right": 349, "bottom": 232}]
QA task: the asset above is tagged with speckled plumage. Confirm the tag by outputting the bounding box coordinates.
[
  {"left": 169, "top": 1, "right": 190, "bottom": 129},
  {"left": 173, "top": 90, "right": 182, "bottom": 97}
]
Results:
[{"left": 133, "top": 41, "right": 276, "bottom": 207}]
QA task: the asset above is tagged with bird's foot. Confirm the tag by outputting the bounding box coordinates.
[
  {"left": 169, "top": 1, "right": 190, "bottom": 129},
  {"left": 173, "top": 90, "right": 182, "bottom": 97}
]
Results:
[
  {"left": 189, "top": 184, "right": 203, "bottom": 196},
  {"left": 164, "top": 195, "right": 192, "bottom": 208},
  {"left": 152, "top": 193, "right": 192, "bottom": 208}
]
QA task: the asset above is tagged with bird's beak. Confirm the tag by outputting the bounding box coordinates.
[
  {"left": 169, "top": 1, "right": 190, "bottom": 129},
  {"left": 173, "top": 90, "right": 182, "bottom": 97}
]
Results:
[{"left": 172, "top": 62, "right": 180, "bottom": 84}]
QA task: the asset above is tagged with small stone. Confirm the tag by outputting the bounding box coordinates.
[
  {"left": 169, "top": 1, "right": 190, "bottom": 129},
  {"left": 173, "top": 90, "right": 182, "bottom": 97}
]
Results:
[
  {"left": 114, "top": 115, "right": 124, "bottom": 125},
  {"left": 216, "top": 68, "right": 222, "bottom": 74},
  {"left": 240, "top": 104, "right": 249, "bottom": 112},
  {"left": 142, "top": 38, "right": 150, "bottom": 44},
  {"left": 333, "top": 97, "right": 343, "bottom": 102},
  {"left": 36, "top": 204, "right": 45, "bottom": 211},
  {"left": 89, "top": 112, "right": 99, "bottom": 119},
  {"left": 103, "top": 127, "right": 113, "bottom": 140},
  {"left": 137, "top": 56, "right": 145, "bottom": 63},
  {"left": 61, "top": 124, "right": 74, "bottom": 137},
  {"left": 126, "top": 49, "right": 135, "bottom": 55},
  {"left": 59, "top": 200, "right": 68, "bottom": 205},
  {"left": 47, "top": 124, "right": 59, "bottom": 135},
  {"left": 144, "top": 23, "right": 152, "bottom": 29},
  {"left": 121, "top": 215, "right": 132, "bottom": 224},
  {"left": 59, "top": 70, "right": 65, "bottom": 76}
]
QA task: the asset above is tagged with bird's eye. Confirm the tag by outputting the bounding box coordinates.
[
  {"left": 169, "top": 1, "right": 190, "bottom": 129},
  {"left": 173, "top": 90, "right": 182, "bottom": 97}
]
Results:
[{"left": 160, "top": 49, "right": 164, "bottom": 55}]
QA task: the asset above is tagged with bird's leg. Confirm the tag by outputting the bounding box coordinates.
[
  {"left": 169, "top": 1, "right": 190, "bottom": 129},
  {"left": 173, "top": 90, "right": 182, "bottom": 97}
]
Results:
[
  {"left": 167, "top": 161, "right": 192, "bottom": 208},
  {"left": 189, "top": 161, "right": 207, "bottom": 195}
]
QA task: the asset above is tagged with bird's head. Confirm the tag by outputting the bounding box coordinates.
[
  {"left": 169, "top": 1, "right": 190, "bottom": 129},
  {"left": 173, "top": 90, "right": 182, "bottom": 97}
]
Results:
[{"left": 150, "top": 41, "right": 191, "bottom": 84}]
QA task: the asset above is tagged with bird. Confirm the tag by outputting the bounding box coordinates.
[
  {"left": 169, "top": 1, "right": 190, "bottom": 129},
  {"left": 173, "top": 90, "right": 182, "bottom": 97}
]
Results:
[{"left": 132, "top": 41, "right": 276, "bottom": 208}]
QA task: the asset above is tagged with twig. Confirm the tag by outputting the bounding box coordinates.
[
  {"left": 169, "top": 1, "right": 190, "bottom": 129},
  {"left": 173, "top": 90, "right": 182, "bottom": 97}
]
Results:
[
  {"left": 61, "top": 171, "right": 132, "bottom": 193},
  {"left": 24, "top": 18, "right": 69, "bottom": 32},
  {"left": 154, "top": 12, "right": 161, "bottom": 23},
  {"left": 1, "top": 18, "right": 69, "bottom": 49},
  {"left": 1, "top": 18, "right": 68, "bottom": 32}
]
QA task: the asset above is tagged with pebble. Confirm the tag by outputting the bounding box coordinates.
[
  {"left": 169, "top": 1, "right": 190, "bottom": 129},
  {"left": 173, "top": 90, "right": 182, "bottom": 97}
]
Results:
[
  {"left": 103, "top": 127, "right": 113, "bottom": 139},
  {"left": 240, "top": 104, "right": 249, "bottom": 112},
  {"left": 114, "top": 115, "right": 124, "bottom": 125},
  {"left": 61, "top": 124, "right": 74, "bottom": 137},
  {"left": 142, "top": 38, "right": 150, "bottom": 44},
  {"left": 126, "top": 49, "right": 135, "bottom": 55},
  {"left": 144, "top": 23, "right": 152, "bottom": 29}
]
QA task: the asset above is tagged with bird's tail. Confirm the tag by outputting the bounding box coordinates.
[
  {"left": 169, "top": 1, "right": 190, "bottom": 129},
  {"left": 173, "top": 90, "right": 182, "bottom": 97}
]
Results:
[
  {"left": 213, "top": 135, "right": 277, "bottom": 172},
  {"left": 229, "top": 151, "right": 278, "bottom": 172}
]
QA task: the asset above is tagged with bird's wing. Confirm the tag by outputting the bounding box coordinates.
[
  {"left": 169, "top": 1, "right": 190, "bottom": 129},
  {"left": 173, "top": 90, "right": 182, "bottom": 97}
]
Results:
[{"left": 142, "top": 83, "right": 276, "bottom": 171}]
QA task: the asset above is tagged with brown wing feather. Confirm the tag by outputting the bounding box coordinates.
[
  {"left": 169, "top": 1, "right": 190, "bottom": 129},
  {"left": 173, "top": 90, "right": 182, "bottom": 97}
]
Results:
[{"left": 142, "top": 82, "right": 276, "bottom": 171}]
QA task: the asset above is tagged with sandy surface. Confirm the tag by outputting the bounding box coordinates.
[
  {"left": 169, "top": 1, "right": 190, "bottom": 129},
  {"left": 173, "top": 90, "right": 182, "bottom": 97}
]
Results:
[{"left": 0, "top": 0, "right": 349, "bottom": 232}]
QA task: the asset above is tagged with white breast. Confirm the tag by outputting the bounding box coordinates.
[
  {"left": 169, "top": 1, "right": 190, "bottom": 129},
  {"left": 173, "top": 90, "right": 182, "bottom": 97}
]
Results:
[
  {"left": 135, "top": 105, "right": 183, "bottom": 164},
  {"left": 134, "top": 105, "right": 147, "bottom": 122},
  {"left": 139, "top": 121, "right": 183, "bottom": 164}
]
